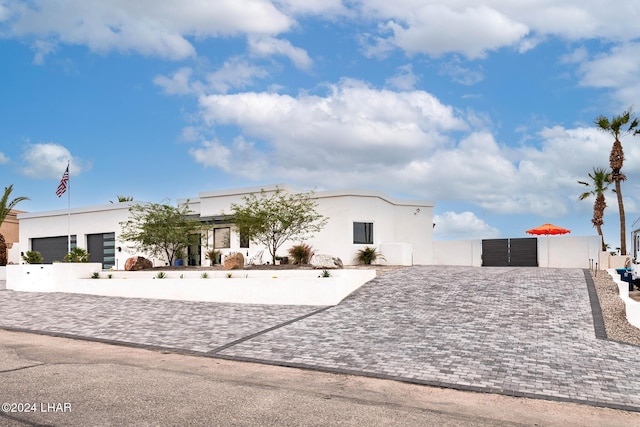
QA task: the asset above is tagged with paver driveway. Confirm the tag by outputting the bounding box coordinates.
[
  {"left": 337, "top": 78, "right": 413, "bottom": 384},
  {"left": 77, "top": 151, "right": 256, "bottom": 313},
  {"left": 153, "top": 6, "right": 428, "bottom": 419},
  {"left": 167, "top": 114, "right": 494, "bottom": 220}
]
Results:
[{"left": 1, "top": 266, "right": 639, "bottom": 411}]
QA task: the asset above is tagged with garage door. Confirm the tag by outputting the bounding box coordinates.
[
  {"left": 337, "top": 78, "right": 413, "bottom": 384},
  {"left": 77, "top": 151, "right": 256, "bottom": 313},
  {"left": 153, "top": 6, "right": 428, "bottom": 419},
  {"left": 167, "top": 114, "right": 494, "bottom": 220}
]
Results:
[
  {"left": 32, "top": 236, "right": 76, "bottom": 264},
  {"left": 87, "top": 232, "right": 115, "bottom": 269}
]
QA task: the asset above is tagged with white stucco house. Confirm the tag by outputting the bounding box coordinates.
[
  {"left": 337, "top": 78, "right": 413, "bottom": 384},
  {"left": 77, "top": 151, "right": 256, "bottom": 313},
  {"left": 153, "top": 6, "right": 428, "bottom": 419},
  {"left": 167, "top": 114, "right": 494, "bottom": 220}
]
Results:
[{"left": 16, "top": 184, "right": 435, "bottom": 268}]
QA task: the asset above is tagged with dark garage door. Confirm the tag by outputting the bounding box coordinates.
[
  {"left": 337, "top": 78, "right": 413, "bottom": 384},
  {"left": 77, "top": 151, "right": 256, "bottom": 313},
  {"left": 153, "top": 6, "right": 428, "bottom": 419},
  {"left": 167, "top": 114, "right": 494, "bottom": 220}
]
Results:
[
  {"left": 87, "top": 232, "right": 116, "bottom": 269},
  {"left": 482, "top": 238, "right": 538, "bottom": 267},
  {"left": 32, "top": 236, "right": 76, "bottom": 264}
]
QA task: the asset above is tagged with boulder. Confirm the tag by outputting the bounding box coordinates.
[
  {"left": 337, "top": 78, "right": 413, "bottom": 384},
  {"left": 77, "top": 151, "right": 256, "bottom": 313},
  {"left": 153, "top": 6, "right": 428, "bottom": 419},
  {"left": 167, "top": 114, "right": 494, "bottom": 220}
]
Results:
[
  {"left": 310, "top": 254, "right": 343, "bottom": 269},
  {"left": 124, "top": 256, "right": 153, "bottom": 271},
  {"left": 224, "top": 252, "right": 245, "bottom": 270}
]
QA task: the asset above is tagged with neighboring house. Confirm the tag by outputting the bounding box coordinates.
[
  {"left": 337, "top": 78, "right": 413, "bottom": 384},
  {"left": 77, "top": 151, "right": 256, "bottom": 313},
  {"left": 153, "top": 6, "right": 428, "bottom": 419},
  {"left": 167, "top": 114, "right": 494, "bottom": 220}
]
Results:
[
  {"left": 1, "top": 209, "right": 25, "bottom": 264},
  {"left": 17, "top": 184, "right": 435, "bottom": 268}
]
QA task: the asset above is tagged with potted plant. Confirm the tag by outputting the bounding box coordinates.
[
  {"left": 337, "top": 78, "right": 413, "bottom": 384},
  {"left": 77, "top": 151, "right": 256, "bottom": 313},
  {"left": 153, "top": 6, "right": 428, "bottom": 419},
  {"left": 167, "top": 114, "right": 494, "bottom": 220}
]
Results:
[
  {"left": 174, "top": 249, "right": 184, "bottom": 267},
  {"left": 356, "top": 246, "right": 385, "bottom": 265},
  {"left": 205, "top": 249, "right": 221, "bottom": 266}
]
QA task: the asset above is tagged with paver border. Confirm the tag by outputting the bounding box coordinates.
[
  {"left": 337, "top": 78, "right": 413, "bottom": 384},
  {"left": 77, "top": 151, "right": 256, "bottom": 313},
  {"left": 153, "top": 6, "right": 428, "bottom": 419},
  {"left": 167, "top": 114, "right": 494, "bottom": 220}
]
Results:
[{"left": 583, "top": 269, "right": 607, "bottom": 340}]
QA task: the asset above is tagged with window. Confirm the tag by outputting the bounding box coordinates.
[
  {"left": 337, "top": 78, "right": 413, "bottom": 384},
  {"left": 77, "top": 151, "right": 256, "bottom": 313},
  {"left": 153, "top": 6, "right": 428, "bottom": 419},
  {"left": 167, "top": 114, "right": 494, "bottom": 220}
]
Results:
[
  {"left": 214, "top": 227, "right": 230, "bottom": 248},
  {"left": 353, "top": 222, "right": 373, "bottom": 244}
]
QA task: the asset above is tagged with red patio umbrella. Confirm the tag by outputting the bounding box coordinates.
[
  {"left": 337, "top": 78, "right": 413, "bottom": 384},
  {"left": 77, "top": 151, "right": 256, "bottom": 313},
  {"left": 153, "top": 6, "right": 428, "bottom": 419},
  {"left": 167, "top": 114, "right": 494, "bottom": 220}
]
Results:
[
  {"left": 526, "top": 223, "right": 571, "bottom": 236},
  {"left": 526, "top": 223, "right": 571, "bottom": 267}
]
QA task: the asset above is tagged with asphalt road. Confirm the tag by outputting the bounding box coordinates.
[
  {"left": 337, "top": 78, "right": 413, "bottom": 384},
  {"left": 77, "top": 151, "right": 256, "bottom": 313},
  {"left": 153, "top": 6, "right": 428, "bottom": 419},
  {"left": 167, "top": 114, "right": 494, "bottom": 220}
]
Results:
[{"left": 1, "top": 330, "right": 638, "bottom": 426}]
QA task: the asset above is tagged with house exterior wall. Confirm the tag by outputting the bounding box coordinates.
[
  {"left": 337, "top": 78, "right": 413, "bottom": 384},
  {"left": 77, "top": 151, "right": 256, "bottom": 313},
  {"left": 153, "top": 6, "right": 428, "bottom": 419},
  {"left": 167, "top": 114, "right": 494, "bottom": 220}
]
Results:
[
  {"left": 17, "top": 185, "right": 435, "bottom": 268},
  {"left": 1, "top": 210, "right": 23, "bottom": 245},
  {"left": 1, "top": 209, "right": 25, "bottom": 264},
  {"left": 17, "top": 202, "right": 166, "bottom": 268},
  {"left": 190, "top": 186, "right": 435, "bottom": 266}
]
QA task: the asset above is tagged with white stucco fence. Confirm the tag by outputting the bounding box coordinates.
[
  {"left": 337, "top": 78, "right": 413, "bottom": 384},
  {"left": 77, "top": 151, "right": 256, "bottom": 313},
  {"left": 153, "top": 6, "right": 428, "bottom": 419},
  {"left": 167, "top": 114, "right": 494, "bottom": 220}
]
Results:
[
  {"left": 5, "top": 264, "right": 376, "bottom": 306},
  {"left": 607, "top": 269, "right": 640, "bottom": 329},
  {"left": 433, "top": 235, "right": 602, "bottom": 268}
]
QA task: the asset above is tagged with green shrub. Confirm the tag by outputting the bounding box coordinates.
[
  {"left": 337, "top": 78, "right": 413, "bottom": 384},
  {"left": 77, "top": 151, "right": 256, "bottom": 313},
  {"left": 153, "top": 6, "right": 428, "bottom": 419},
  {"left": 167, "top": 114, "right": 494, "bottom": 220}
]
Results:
[
  {"left": 201, "top": 272, "right": 209, "bottom": 279},
  {"left": 319, "top": 269, "right": 331, "bottom": 278},
  {"left": 91, "top": 272, "right": 100, "bottom": 279},
  {"left": 156, "top": 272, "right": 166, "bottom": 279},
  {"left": 356, "top": 246, "right": 385, "bottom": 265},
  {"left": 22, "top": 250, "right": 43, "bottom": 264},
  {"left": 64, "top": 247, "right": 90, "bottom": 263},
  {"left": 288, "top": 243, "right": 314, "bottom": 264}
]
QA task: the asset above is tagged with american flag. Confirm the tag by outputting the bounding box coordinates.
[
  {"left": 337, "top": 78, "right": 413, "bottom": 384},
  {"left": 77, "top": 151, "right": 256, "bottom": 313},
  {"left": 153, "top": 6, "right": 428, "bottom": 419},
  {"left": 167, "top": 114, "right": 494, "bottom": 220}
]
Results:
[{"left": 56, "top": 165, "right": 69, "bottom": 197}]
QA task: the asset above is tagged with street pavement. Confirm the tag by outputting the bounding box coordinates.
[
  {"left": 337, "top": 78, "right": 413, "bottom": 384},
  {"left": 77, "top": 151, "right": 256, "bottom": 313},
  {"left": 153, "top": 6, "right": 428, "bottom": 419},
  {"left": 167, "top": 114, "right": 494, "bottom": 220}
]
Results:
[{"left": 1, "top": 266, "right": 640, "bottom": 414}]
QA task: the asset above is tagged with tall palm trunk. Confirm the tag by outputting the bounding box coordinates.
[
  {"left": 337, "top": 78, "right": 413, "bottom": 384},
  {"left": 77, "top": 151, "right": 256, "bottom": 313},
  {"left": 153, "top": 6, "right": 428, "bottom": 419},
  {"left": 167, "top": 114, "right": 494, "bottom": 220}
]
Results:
[
  {"left": 614, "top": 179, "right": 626, "bottom": 255},
  {"left": 610, "top": 138, "right": 627, "bottom": 255},
  {"left": 0, "top": 233, "right": 7, "bottom": 266},
  {"left": 593, "top": 193, "right": 607, "bottom": 252}
]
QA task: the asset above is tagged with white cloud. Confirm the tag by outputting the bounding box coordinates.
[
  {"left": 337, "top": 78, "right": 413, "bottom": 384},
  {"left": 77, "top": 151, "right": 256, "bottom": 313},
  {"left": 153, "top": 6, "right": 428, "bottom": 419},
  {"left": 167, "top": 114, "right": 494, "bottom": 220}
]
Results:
[
  {"left": 154, "top": 59, "right": 270, "bottom": 96},
  {"left": 20, "top": 143, "right": 90, "bottom": 179},
  {"left": 31, "top": 39, "right": 56, "bottom": 65},
  {"left": 433, "top": 211, "right": 500, "bottom": 240},
  {"left": 153, "top": 67, "right": 196, "bottom": 95},
  {"left": 576, "top": 42, "right": 640, "bottom": 107},
  {"left": 275, "top": 0, "right": 347, "bottom": 16},
  {"left": 578, "top": 43, "right": 640, "bottom": 89},
  {"left": 358, "top": 1, "right": 640, "bottom": 58},
  {"left": 439, "top": 60, "right": 484, "bottom": 85},
  {"left": 0, "top": 152, "right": 8, "bottom": 164},
  {"left": 198, "top": 79, "right": 467, "bottom": 171},
  {"left": 189, "top": 136, "right": 268, "bottom": 179},
  {"left": 560, "top": 46, "right": 589, "bottom": 64},
  {"left": 363, "top": 4, "right": 529, "bottom": 59},
  {"left": 206, "top": 57, "right": 269, "bottom": 93},
  {"left": 248, "top": 36, "right": 313, "bottom": 70},
  {"left": 385, "top": 64, "right": 419, "bottom": 90},
  {"left": 3, "top": 0, "right": 292, "bottom": 61}
]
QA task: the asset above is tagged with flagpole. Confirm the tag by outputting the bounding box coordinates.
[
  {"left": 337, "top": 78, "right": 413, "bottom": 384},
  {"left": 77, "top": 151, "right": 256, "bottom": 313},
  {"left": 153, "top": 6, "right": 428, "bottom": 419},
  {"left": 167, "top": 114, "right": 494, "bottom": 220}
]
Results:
[{"left": 67, "top": 161, "right": 71, "bottom": 254}]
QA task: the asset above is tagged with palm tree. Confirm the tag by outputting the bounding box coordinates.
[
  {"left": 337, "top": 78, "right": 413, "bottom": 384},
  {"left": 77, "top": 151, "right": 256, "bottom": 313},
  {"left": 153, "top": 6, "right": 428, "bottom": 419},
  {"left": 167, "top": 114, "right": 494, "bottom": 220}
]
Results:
[
  {"left": 578, "top": 168, "right": 611, "bottom": 252},
  {"left": 0, "top": 185, "right": 29, "bottom": 266},
  {"left": 110, "top": 195, "right": 134, "bottom": 203},
  {"left": 594, "top": 109, "right": 640, "bottom": 255}
]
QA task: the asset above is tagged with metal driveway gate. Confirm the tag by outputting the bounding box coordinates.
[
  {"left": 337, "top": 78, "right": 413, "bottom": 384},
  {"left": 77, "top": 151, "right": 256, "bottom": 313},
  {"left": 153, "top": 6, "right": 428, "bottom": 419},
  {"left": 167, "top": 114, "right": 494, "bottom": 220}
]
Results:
[{"left": 482, "top": 238, "right": 538, "bottom": 267}]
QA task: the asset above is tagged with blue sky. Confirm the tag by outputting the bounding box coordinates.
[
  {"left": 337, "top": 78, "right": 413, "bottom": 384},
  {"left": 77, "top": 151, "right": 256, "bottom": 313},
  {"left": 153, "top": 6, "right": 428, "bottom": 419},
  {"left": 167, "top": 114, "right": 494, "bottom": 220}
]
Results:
[{"left": 2, "top": 1, "right": 640, "bottom": 248}]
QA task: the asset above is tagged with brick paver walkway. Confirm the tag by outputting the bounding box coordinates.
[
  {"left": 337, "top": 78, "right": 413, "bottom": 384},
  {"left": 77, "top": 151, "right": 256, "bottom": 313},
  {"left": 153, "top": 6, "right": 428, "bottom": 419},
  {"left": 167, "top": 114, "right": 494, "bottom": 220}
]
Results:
[{"left": 1, "top": 266, "right": 639, "bottom": 411}]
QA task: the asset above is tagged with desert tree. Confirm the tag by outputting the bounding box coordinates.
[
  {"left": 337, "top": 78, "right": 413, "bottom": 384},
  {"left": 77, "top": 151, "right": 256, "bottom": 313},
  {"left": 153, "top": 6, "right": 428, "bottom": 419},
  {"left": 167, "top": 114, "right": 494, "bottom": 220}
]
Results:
[
  {"left": 594, "top": 108, "right": 640, "bottom": 255},
  {"left": 578, "top": 167, "right": 611, "bottom": 251},
  {"left": 0, "top": 185, "right": 29, "bottom": 266},
  {"left": 119, "top": 201, "right": 201, "bottom": 266},
  {"left": 229, "top": 188, "right": 328, "bottom": 265}
]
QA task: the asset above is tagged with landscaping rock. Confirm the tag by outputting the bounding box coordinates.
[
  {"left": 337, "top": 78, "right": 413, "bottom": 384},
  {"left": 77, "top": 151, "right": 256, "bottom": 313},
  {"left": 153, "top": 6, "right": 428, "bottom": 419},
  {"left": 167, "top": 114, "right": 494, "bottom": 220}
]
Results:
[
  {"left": 224, "top": 252, "right": 245, "bottom": 270},
  {"left": 310, "top": 254, "right": 343, "bottom": 269},
  {"left": 124, "top": 256, "right": 153, "bottom": 271}
]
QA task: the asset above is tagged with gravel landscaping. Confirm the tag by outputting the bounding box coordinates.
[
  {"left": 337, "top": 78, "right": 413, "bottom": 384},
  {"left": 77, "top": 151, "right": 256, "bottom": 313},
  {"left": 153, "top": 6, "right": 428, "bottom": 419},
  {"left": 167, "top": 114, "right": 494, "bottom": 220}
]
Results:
[{"left": 591, "top": 270, "right": 640, "bottom": 346}]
